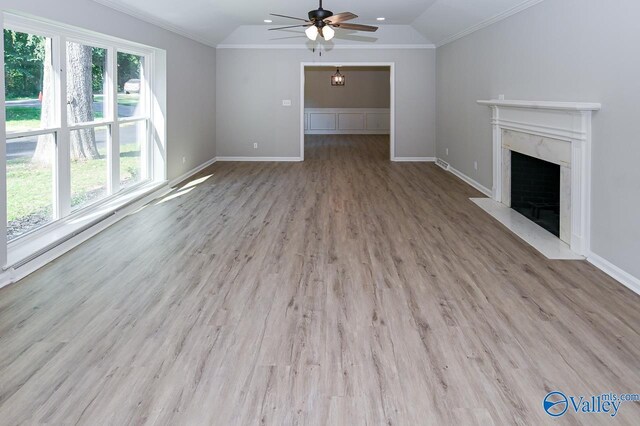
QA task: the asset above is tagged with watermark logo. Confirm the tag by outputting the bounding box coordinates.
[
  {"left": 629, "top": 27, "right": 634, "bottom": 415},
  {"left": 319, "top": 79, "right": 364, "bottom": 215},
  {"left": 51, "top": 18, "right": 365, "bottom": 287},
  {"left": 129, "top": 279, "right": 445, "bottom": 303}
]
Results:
[
  {"left": 542, "top": 391, "right": 639, "bottom": 418},
  {"left": 543, "top": 391, "right": 568, "bottom": 417}
]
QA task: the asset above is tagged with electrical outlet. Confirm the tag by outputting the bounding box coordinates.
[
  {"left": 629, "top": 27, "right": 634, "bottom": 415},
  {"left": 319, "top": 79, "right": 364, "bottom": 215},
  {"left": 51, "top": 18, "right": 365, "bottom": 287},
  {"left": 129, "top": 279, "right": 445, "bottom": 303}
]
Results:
[
  {"left": 282, "top": 100, "right": 292, "bottom": 107},
  {"left": 446, "top": 148, "right": 449, "bottom": 156},
  {"left": 182, "top": 156, "right": 186, "bottom": 164},
  {"left": 253, "top": 143, "right": 258, "bottom": 149},
  {"left": 474, "top": 161, "right": 478, "bottom": 171}
]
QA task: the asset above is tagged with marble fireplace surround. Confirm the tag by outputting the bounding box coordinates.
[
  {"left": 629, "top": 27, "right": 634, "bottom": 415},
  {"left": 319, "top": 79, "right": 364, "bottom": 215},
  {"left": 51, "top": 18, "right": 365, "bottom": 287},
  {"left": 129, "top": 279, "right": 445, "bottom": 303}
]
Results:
[{"left": 477, "top": 100, "right": 601, "bottom": 257}]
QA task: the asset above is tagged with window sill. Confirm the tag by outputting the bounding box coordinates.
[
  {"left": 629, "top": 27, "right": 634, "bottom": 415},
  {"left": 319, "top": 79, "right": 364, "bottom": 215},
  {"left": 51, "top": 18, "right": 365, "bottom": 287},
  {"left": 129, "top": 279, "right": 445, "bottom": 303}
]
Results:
[{"left": 5, "top": 180, "right": 167, "bottom": 270}]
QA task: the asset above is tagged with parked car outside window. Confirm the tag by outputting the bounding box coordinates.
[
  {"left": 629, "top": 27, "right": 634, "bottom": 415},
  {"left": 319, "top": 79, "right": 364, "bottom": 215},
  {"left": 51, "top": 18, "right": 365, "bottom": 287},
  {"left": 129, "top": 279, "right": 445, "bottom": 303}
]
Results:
[{"left": 124, "top": 78, "right": 141, "bottom": 94}]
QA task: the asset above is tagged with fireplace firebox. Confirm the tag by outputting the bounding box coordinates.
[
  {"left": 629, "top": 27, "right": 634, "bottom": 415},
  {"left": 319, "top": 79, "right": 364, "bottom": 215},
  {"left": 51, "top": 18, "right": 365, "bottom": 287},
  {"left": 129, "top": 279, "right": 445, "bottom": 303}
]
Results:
[{"left": 510, "top": 151, "right": 561, "bottom": 237}]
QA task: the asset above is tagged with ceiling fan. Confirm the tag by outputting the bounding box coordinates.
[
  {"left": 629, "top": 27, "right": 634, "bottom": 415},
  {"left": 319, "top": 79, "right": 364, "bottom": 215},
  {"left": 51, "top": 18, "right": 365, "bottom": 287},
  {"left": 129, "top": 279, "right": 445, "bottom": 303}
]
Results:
[{"left": 268, "top": 0, "right": 378, "bottom": 41}]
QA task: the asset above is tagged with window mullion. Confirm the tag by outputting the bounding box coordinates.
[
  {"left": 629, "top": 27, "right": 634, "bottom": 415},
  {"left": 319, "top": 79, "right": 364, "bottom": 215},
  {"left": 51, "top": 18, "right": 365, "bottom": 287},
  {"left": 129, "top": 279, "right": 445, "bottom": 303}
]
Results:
[
  {"left": 145, "top": 52, "right": 153, "bottom": 181},
  {"left": 56, "top": 36, "right": 71, "bottom": 219},
  {"left": 0, "top": 12, "right": 7, "bottom": 266},
  {"left": 109, "top": 47, "right": 120, "bottom": 195}
]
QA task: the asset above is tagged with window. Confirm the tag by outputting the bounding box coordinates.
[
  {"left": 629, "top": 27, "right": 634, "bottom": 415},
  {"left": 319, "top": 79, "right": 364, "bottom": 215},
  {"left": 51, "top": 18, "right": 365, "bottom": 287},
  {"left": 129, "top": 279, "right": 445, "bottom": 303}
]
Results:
[
  {"left": 2, "top": 15, "right": 164, "bottom": 258},
  {"left": 117, "top": 52, "right": 148, "bottom": 189},
  {"left": 4, "top": 30, "right": 57, "bottom": 239}
]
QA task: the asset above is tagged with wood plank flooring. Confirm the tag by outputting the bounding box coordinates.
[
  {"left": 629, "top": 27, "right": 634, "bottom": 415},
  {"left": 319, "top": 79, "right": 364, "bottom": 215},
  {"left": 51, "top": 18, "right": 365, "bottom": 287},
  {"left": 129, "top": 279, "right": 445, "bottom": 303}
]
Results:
[{"left": 0, "top": 135, "right": 639, "bottom": 425}]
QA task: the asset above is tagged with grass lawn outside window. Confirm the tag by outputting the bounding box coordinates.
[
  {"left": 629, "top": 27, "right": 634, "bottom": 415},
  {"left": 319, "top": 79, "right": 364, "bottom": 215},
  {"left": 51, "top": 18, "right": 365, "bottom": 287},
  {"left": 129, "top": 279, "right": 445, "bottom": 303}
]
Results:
[{"left": 6, "top": 92, "right": 146, "bottom": 240}]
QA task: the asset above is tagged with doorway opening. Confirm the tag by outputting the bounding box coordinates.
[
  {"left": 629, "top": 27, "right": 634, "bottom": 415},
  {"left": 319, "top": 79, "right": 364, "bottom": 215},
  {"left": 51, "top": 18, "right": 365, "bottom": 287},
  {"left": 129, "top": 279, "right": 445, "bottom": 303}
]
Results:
[{"left": 300, "top": 62, "right": 395, "bottom": 161}]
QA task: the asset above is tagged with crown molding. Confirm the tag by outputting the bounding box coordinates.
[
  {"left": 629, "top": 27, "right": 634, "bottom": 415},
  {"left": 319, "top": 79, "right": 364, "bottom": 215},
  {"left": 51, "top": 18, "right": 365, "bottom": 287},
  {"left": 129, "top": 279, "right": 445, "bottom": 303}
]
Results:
[
  {"left": 435, "top": 0, "right": 545, "bottom": 47},
  {"left": 91, "top": 0, "right": 217, "bottom": 47},
  {"left": 216, "top": 44, "right": 435, "bottom": 50}
]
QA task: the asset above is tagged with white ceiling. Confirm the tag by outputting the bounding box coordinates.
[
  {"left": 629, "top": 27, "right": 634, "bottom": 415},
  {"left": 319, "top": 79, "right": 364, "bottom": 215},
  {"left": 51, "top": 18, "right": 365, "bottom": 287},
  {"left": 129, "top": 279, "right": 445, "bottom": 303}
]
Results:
[{"left": 93, "top": 0, "right": 543, "bottom": 47}]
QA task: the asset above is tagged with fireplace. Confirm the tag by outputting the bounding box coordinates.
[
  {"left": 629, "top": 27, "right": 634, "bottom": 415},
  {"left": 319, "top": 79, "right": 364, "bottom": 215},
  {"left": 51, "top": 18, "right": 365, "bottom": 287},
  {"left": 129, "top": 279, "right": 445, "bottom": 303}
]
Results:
[
  {"left": 475, "top": 99, "right": 601, "bottom": 257},
  {"left": 510, "top": 151, "right": 560, "bottom": 237}
]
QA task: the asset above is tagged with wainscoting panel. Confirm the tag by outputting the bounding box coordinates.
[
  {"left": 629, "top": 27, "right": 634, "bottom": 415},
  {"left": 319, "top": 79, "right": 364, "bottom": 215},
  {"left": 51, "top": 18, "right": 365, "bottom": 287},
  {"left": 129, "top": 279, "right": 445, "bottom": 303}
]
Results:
[
  {"left": 308, "top": 113, "right": 336, "bottom": 131},
  {"left": 338, "top": 113, "right": 365, "bottom": 130},
  {"left": 304, "top": 108, "right": 390, "bottom": 135}
]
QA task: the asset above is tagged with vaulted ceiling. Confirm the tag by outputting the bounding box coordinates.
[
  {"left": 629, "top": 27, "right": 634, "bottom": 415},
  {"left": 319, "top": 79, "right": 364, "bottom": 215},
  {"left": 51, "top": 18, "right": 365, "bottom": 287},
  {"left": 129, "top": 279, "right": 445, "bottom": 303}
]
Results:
[{"left": 93, "top": 0, "right": 543, "bottom": 47}]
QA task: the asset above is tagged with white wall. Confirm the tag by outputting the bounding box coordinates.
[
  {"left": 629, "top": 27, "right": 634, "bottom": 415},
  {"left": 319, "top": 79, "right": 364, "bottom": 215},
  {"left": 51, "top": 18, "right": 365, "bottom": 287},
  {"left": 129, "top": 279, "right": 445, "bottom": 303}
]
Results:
[
  {"left": 305, "top": 66, "right": 390, "bottom": 109},
  {"left": 1, "top": 0, "right": 216, "bottom": 180},
  {"left": 436, "top": 0, "right": 640, "bottom": 280},
  {"left": 216, "top": 48, "right": 436, "bottom": 158}
]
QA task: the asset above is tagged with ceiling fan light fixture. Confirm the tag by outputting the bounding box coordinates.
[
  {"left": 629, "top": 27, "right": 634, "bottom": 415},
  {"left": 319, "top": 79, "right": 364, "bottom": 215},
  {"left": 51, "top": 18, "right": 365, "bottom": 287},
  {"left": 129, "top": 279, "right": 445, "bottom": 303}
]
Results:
[
  {"left": 269, "top": 1, "right": 378, "bottom": 43},
  {"left": 305, "top": 25, "right": 319, "bottom": 40},
  {"left": 323, "top": 25, "right": 335, "bottom": 41},
  {"left": 331, "top": 68, "right": 345, "bottom": 86}
]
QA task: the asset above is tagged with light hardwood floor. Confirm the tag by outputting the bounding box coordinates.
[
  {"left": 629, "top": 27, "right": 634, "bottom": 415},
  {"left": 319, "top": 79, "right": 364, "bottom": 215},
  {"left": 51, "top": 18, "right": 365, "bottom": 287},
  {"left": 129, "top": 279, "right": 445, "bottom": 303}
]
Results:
[{"left": 0, "top": 135, "right": 639, "bottom": 425}]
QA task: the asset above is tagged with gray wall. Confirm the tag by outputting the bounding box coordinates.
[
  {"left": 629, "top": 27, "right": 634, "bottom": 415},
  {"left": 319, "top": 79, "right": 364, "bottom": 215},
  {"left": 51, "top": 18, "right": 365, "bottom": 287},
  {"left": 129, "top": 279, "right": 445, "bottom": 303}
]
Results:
[
  {"left": 1, "top": 0, "right": 216, "bottom": 180},
  {"left": 216, "top": 48, "right": 436, "bottom": 158},
  {"left": 436, "top": 0, "right": 640, "bottom": 278},
  {"left": 305, "top": 67, "right": 390, "bottom": 109}
]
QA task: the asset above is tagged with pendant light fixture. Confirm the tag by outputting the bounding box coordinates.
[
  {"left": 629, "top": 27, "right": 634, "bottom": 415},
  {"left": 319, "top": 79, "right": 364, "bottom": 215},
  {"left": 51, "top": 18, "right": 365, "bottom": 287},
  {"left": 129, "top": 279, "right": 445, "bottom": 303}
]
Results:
[{"left": 331, "top": 68, "right": 345, "bottom": 86}]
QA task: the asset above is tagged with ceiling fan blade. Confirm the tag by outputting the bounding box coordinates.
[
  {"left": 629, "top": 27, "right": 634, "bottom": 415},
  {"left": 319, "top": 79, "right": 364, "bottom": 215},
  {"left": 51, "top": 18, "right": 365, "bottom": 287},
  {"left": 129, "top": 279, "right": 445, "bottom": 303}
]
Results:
[
  {"left": 268, "top": 24, "right": 312, "bottom": 31},
  {"left": 324, "top": 12, "right": 358, "bottom": 24},
  {"left": 334, "top": 23, "right": 378, "bottom": 32},
  {"left": 270, "top": 13, "right": 309, "bottom": 22}
]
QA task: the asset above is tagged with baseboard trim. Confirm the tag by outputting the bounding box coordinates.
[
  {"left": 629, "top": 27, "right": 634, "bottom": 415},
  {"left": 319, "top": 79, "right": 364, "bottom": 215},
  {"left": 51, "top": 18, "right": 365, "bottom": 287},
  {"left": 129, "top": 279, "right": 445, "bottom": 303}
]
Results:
[
  {"left": 588, "top": 253, "right": 640, "bottom": 296},
  {"left": 169, "top": 157, "right": 217, "bottom": 188},
  {"left": 0, "top": 184, "right": 172, "bottom": 290},
  {"left": 0, "top": 156, "right": 223, "bottom": 290},
  {"left": 216, "top": 157, "right": 303, "bottom": 162},
  {"left": 445, "top": 163, "right": 493, "bottom": 197},
  {"left": 392, "top": 157, "right": 436, "bottom": 162}
]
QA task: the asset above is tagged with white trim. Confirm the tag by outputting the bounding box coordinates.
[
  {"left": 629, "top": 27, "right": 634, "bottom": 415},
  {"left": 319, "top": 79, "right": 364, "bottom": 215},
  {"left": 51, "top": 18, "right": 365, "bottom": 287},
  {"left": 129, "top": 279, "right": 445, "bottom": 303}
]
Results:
[
  {"left": 0, "top": 183, "right": 171, "bottom": 290},
  {"left": 3, "top": 13, "right": 167, "bottom": 264},
  {"left": 305, "top": 130, "right": 389, "bottom": 135},
  {"left": 588, "top": 253, "right": 640, "bottom": 297},
  {"left": 4, "top": 12, "right": 157, "bottom": 55},
  {"left": 392, "top": 157, "right": 436, "bottom": 162},
  {"left": 304, "top": 108, "right": 390, "bottom": 135},
  {"left": 300, "top": 62, "right": 395, "bottom": 162},
  {"left": 0, "top": 12, "right": 6, "bottom": 268},
  {"left": 477, "top": 99, "right": 601, "bottom": 111},
  {"left": 0, "top": 153, "right": 224, "bottom": 290},
  {"left": 216, "top": 157, "right": 303, "bottom": 162},
  {"left": 435, "top": 0, "right": 546, "bottom": 47},
  {"left": 90, "top": 0, "right": 217, "bottom": 47},
  {"left": 169, "top": 157, "right": 218, "bottom": 187},
  {"left": 5, "top": 128, "right": 62, "bottom": 139},
  {"left": 446, "top": 165, "right": 493, "bottom": 197},
  {"left": 217, "top": 44, "right": 435, "bottom": 50},
  {"left": 436, "top": 158, "right": 450, "bottom": 170}
]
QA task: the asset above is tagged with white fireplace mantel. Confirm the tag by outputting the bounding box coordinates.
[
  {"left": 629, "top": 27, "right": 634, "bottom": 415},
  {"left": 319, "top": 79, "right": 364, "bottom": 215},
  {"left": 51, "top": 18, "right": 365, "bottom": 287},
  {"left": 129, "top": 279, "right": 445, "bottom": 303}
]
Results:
[
  {"left": 477, "top": 99, "right": 601, "bottom": 257},
  {"left": 477, "top": 99, "right": 601, "bottom": 111}
]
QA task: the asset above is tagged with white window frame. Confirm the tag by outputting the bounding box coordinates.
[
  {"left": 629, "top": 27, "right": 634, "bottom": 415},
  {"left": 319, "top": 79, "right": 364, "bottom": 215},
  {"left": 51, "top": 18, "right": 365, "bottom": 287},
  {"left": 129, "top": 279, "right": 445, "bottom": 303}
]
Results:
[{"left": 1, "top": 12, "right": 166, "bottom": 269}]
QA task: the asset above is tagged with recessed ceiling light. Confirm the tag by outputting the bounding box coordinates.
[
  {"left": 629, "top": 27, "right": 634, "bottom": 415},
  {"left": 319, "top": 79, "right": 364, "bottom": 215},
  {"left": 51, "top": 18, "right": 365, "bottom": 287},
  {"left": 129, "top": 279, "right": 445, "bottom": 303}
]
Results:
[
  {"left": 376, "top": 17, "right": 385, "bottom": 21},
  {"left": 264, "top": 19, "right": 273, "bottom": 23}
]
